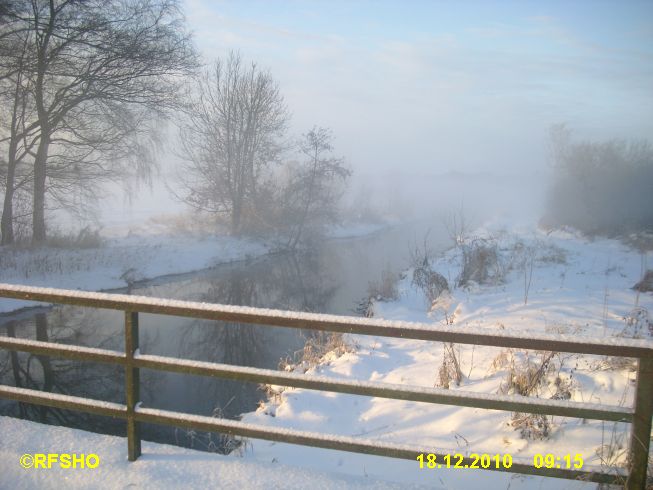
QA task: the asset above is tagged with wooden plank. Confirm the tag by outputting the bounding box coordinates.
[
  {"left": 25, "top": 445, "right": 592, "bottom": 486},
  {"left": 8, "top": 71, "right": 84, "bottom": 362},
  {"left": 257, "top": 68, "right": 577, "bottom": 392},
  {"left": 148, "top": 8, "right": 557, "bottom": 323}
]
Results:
[
  {"left": 135, "top": 406, "right": 626, "bottom": 484},
  {"left": 124, "top": 311, "right": 141, "bottom": 461},
  {"left": 134, "top": 353, "right": 633, "bottom": 422},
  {"left": 0, "top": 336, "right": 125, "bottom": 365},
  {"left": 1, "top": 284, "right": 652, "bottom": 357},
  {"left": 627, "top": 357, "right": 653, "bottom": 490},
  {"left": 0, "top": 385, "right": 126, "bottom": 418}
]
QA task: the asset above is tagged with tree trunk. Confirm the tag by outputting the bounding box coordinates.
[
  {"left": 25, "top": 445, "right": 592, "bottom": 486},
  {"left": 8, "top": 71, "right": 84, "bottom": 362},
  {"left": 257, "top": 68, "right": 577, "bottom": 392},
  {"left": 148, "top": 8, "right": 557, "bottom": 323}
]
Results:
[
  {"left": 1, "top": 149, "right": 17, "bottom": 245},
  {"left": 31, "top": 135, "right": 49, "bottom": 244},
  {"left": 290, "top": 150, "right": 319, "bottom": 250},
  {"left": 2, "top": 78, "right": 25, "bottom": 246},
  {"left": 231, "top": 198, "right": 242, "bottom": 236}
]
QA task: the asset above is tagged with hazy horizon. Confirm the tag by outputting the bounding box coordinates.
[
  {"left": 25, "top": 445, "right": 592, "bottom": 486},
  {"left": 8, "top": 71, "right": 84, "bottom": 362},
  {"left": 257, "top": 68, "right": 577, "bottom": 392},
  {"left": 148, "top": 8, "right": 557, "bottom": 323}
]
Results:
[{"left": 92, "top": 0, "right": 653, "bottom": 230}]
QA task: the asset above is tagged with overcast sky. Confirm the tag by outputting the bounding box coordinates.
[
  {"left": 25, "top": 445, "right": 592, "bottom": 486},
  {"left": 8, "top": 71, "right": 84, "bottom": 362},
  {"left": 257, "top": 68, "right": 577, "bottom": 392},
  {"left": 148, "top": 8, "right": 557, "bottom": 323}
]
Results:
[{"left": 181, "top": 0, "right": 653, "bottom": 177}]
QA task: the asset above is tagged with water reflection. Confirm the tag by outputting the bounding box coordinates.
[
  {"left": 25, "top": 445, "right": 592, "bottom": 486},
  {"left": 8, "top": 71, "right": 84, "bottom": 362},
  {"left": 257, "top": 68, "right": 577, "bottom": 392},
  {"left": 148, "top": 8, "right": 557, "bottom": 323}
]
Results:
[
  {"left": 0, "top": 223, "right": 444, "bottom": 451},
  {"left": 0, "top": 310, "right": 128, "bottom": 436}
]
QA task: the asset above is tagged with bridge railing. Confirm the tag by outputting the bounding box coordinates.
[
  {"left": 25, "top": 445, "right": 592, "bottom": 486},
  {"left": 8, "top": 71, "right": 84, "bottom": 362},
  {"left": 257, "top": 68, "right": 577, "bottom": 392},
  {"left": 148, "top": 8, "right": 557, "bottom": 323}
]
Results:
[{"left": 0, "top": 284, "right": 651, "bottom": 488}]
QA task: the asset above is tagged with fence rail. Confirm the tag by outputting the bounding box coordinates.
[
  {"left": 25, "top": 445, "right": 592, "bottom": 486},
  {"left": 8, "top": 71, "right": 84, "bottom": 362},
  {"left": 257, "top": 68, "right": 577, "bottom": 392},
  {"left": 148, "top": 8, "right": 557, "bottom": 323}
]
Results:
[{"left": 0, "top": 284, "right": 652, "bottom": 488}]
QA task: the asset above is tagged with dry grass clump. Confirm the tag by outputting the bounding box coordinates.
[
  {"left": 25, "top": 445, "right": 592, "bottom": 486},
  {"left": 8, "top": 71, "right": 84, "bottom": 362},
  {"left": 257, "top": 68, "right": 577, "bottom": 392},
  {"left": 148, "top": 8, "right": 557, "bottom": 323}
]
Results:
[
  {"left": 458, "top": 238, "right": 503, "bottom": 287},
  {"left": 174, "top": 401, "right": 249, "bottom": 455},
  {"left": 510, "top": 412, "right": 550, "bottom": 440},
  {"left": 620, "top": 306, "right": 652, "bottom": 339},
  {"left": 590, "top": 356, "right": 637, "bottom": 372},
  {"left": 499, "top": 350, "right": 558, "bottom": 440},
  {"left": 260, "top": 331, "right": 353, "bottom": 422},
  {"left": 413, "top": 265, "right": 449, "bottom": 303},
  {"left": 437, "top": 342, "right": 463, "bottom": 389},
  {"left": 367, "top": 268, "right": 400, "bottom": 301},
  {"left": 279, "top": 331, "right": 353, "bottom": 374}
]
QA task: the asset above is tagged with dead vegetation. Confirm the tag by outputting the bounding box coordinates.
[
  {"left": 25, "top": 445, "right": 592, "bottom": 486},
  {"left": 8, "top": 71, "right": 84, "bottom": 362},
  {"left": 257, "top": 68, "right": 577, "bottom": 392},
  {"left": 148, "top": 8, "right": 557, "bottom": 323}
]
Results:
[
  {"left": 409, "top": 232, "right": 450, "bottom": 303},
  {"left": 437, "top": 342, "right": 463, "bottom": 389},
  {"left": 367, "top": 268, "right": 401, "bottom": 302},
  {"left": 458, "top": 238, "right": 503, "bottom": 287},
  {"left": 278, "top": 331, "right": 353, "bottom": 374},
  {"left": 633, "top": 270, "right": 653, "bottom": 293},
  {"left": 620, "top": 307, "right": 652, "bottom": 339},
  {"left": 412, "top": 264, "right": 449, "bottom": 304},
  {"left": 498, "top": 350, "right": 560, "bottom": 440}
]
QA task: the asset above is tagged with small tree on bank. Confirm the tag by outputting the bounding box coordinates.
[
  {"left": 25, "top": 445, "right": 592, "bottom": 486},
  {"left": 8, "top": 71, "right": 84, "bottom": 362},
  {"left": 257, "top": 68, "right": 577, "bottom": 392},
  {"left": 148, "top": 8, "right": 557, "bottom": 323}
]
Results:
[{"left": 278, "top": 127, "right": 351, "bottom": 249}]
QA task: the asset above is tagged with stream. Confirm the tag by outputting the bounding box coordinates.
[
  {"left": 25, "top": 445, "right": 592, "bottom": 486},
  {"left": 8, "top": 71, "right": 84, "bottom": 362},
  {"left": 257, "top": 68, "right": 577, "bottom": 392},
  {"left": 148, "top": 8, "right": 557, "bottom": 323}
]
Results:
[{"left": 0, "top": 221, "right": 448, "bottom": 452}]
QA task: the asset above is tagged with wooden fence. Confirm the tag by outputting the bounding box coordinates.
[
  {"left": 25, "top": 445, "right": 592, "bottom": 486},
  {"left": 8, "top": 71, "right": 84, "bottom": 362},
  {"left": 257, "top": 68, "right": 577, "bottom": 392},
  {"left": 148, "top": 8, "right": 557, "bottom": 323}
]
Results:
[{"left": 0, "top": 284, "right": 651, "bottom": 488}]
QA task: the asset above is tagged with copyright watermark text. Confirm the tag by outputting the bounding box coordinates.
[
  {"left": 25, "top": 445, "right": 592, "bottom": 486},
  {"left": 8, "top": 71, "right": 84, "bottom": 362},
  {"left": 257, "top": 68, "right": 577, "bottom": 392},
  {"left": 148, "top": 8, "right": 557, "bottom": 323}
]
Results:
[{"left": 20, "top": 453, "right": 100, "bottom": 469}]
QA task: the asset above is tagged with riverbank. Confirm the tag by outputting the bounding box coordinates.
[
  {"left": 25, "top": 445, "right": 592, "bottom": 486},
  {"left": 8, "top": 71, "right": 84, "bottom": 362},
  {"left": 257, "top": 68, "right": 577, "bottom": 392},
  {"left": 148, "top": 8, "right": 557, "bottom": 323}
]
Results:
[
  {"left": 240, "top": 220, "right": 653, "bottom": 488},
  {"left": 0, "top": 222, "right": 388, "bottom": 313}
]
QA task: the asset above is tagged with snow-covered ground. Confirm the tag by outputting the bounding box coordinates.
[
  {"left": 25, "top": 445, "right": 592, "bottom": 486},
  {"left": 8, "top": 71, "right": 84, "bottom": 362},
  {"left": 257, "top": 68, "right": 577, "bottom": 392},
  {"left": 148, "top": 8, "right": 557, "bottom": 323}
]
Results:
[
  {"left": 239, "top": 220, "right": 653, "bottom": 489},
  {"left": 0, "top": 221, "right": 388, "bottom": 313},
  {"left": 1, "top": 219, "right": 651, "bottom": 488},
  {"left": 0, "top": 233, "right": 270, "bottom": 313},
  {"left": 0, "top": 415, "right": 420, "bottom": 489}
]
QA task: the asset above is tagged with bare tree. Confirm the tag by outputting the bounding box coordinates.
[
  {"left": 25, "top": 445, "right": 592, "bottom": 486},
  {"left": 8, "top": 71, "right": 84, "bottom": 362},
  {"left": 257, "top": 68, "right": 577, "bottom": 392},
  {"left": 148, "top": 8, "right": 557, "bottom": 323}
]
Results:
[
  {"left": 0, "top": 0, "right": 197, "bottom": 244},
  {"left": 278, "top": 127, "right": 351, "bottom": 249},
  {"left": 176, "top": 51, "right": 288, "bottom": 236},
  {"left": 0, "top": 25, "right": 36, "bottom": 244}
]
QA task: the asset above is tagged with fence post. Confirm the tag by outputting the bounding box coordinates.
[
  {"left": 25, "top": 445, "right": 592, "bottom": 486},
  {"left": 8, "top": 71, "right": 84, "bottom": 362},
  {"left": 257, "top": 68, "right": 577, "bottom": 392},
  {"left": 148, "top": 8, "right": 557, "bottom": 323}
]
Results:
[
  {"left": 125, "top": 311, "right": 141, "bottom": 461},
  {"left": 627, "top": 357, "right": 653, "bottom": 490}
]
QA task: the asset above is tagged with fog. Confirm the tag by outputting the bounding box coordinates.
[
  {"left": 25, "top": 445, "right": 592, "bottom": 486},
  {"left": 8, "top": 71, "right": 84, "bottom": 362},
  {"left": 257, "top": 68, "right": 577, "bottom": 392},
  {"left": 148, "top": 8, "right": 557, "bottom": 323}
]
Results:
[
  {"left": 93, "top": 0, "right": 652, "bottom": 229},
  {"left": 2, "top": 3, "right": 653, "bottom": 481}
]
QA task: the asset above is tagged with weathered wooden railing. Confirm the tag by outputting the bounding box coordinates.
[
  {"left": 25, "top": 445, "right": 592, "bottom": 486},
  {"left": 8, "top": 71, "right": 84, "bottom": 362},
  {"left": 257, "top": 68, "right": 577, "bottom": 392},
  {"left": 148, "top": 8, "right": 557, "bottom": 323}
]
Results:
[{"left": 0, "top": 284, "right": 651, "bottom": 488}]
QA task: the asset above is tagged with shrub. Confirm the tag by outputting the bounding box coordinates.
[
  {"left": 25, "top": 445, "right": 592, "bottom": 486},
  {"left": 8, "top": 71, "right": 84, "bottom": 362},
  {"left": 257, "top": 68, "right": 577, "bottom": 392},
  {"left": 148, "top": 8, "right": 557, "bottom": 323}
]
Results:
[
  {"left": 412, "top": 264, "right": 449, "bottom": 303},
  {"left": 458, "top": 239, "right": 503, "bottom": 287},
  {"left": 546, "top": 126, "right": 653, "bottom": 235},
  {"left": 437, "top": 342, "right": 463, "bottom": 389},
  {"left": 46, "top": 226, "right": 103, "bottom": 249},
  {"left": 501, "top": 350, "right": 556, "bottom": 440}
]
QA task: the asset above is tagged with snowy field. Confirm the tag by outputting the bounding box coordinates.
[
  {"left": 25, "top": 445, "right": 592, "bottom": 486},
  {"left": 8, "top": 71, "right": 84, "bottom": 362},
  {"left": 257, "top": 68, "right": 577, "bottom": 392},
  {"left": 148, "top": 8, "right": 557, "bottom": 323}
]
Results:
[{"left": 240, "top": 220, "right": 653, "bottom": 489}]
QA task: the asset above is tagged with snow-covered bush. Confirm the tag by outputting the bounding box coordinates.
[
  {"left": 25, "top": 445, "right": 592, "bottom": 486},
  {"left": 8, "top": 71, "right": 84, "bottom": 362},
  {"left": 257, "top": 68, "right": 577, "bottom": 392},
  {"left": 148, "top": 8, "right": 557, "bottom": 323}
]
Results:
[
  {"left": 457, "top": 238, "right": 503, "bottom": 287},
  {"left": 412, "top": 264, "right": 449, "bottom": 303}
]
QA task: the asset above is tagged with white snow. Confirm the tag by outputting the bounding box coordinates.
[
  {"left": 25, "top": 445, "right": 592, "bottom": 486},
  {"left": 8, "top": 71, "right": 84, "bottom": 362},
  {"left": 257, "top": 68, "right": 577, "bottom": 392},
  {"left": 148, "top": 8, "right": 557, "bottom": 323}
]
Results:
[
  {"left": 0, "top": 233, "right": 270, "bottom": 313},
  {"left": 0, "top": 223, "right": 386, "bottom": 313},
  {"left": 0, "top": 415, "right": 422, "bottom": 489},
  {"left": 239, "top": 220, "right": 652, "bottom": 489},
  {"left": 1, "top": 220, "right": 651, "bottom": 488}
]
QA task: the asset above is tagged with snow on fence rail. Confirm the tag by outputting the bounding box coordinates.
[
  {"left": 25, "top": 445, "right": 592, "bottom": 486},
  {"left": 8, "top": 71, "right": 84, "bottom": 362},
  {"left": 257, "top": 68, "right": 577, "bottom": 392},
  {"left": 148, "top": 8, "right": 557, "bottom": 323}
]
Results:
[{"left": 0, "top": 283, "right": 651, "bottom": 488}]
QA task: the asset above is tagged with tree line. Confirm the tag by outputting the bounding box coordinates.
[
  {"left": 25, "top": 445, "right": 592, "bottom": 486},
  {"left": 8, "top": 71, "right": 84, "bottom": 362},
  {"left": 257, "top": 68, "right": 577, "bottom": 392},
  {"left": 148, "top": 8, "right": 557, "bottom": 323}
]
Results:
[
  {"left": 0, "top": 1, "right": 350, "bottom": 249},
  {"left": 545, "top": 123, "right": 653, "bottom": 235}
]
